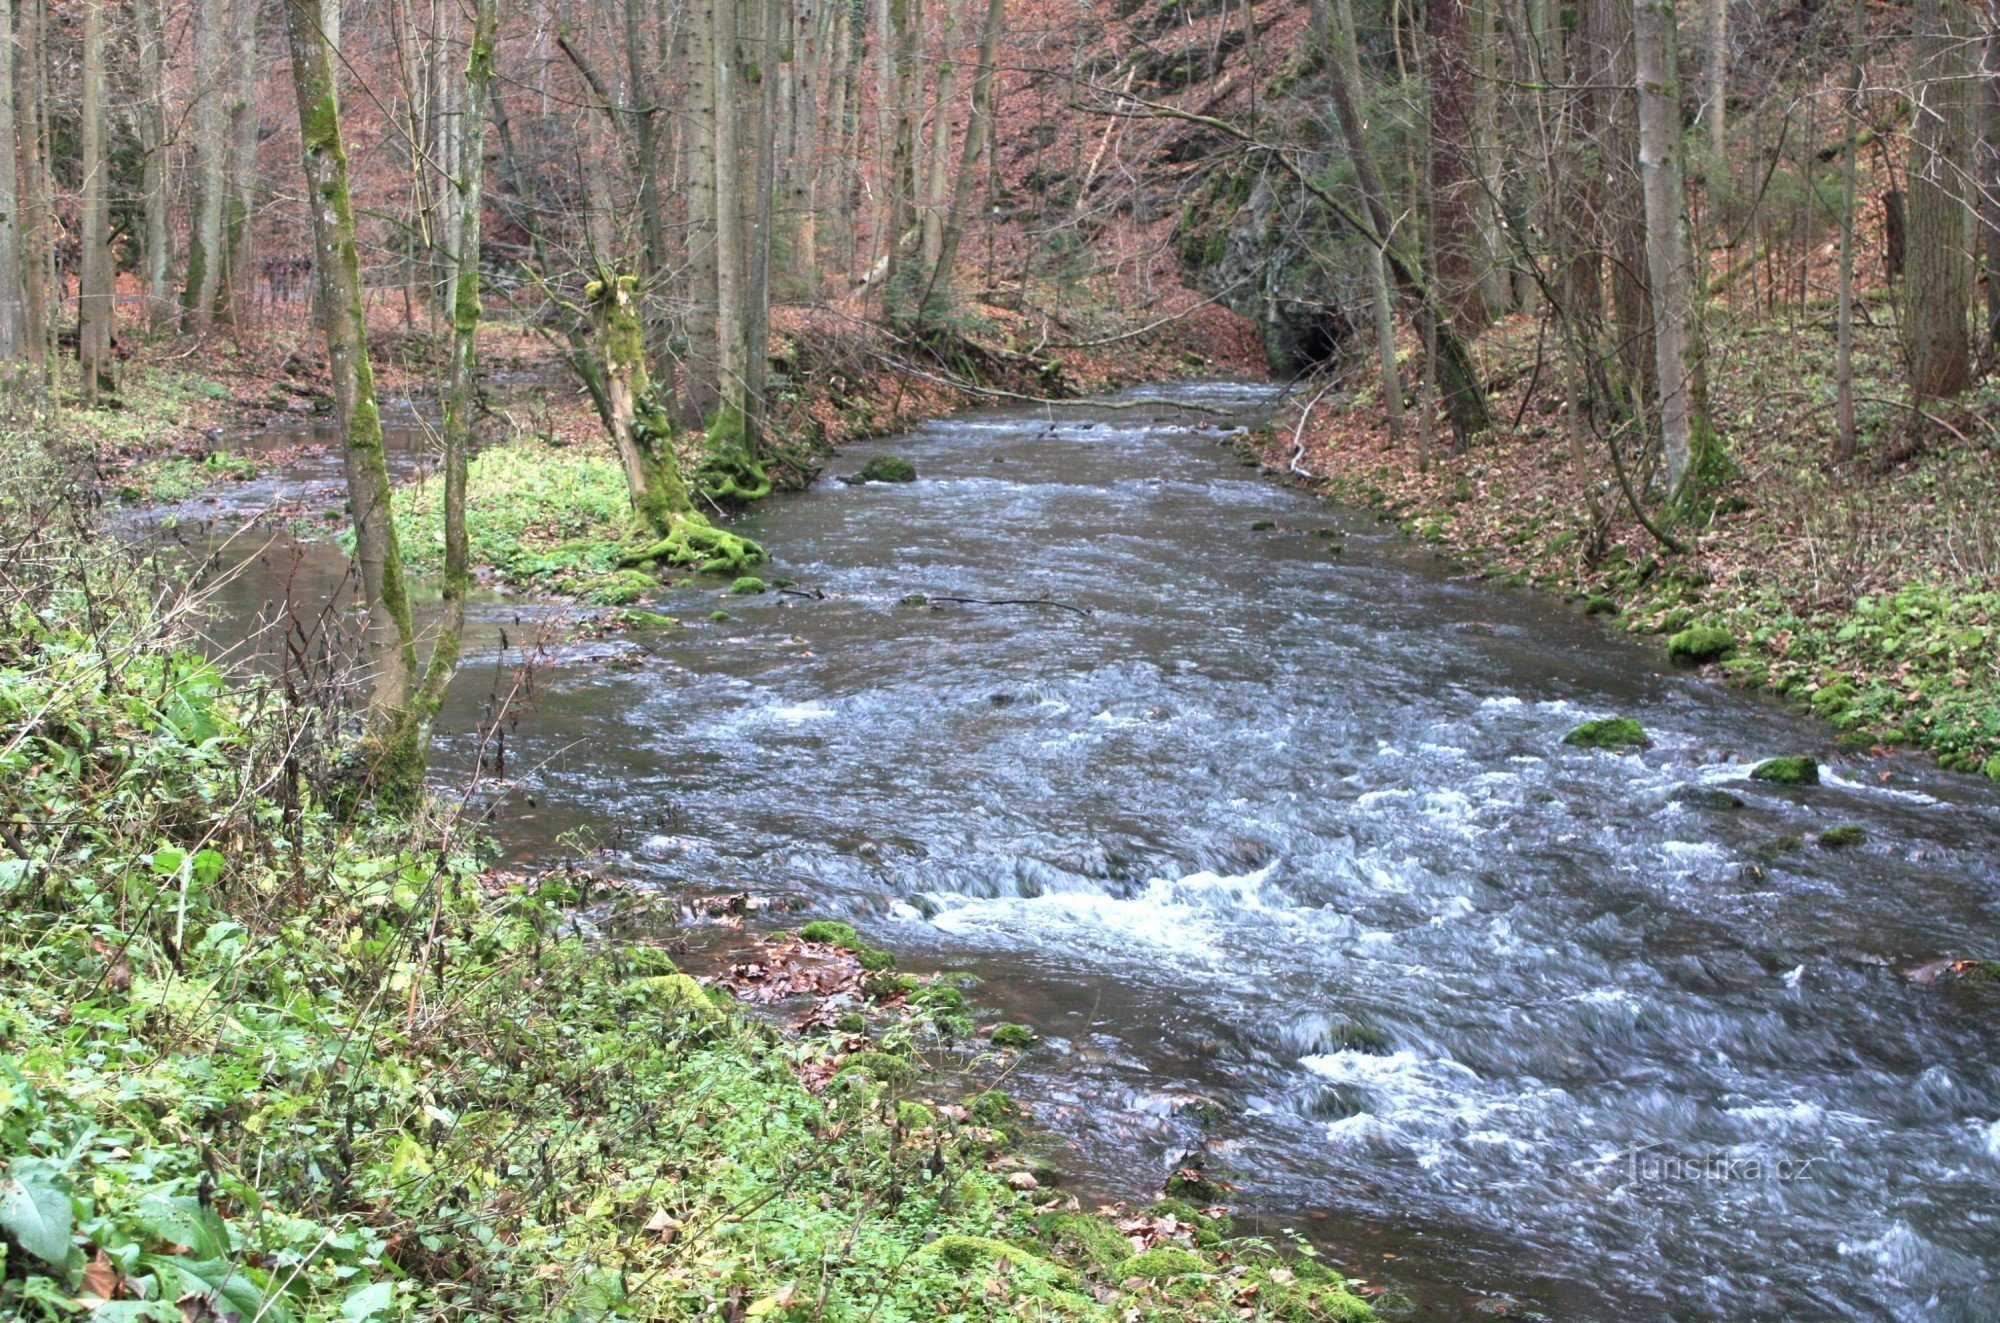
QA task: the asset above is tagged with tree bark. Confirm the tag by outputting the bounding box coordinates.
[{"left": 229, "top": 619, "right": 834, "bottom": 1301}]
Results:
[
  {"left": 923, "top": 0, "right": 1002, "bottom": 320},
  {"left": 922, "top": 55, "right": 956, "bottom": 271},
  {"left": 1908, "top": 0, "right": 1975, "bottom": 398},
  {"left": 414, "top": 0, "right": 495, "bottom": 722},
  {"left": 78, "top": 0, "right": 114, "bottom": 399},
  {"left": 16, "top": 0, "right": 51, "bottom": 370},
  {"left": 1427, "top": 0, "right": 1487, "bottom": 333},
  {"left": 1634, "top": 0, "right": 1697, "bottom": 496},
  {"left": 283, "top": 0, "right": 423, "bottom": 788},
  {"left": 741, "top": 0, "right": 781, "bottom": 450},
  {"left": 1835, "top": 0, "right": 1861, "bottom": 460},
  {"left": 881, "top": 0, "right": 922, "bottom": 311},
  {"left": 684, "top": 0, "right": 723, "bottom": 425},
  {"left": 1702, "top": 0, "right": 1727, "bottom": 171},
  {"left": 1982, "top": 8, "right": 2000, "bottom": 346},
  {"left": 133, "top": 0, "right": 175, "bottom": 335},
  {"left": 715, "top": 0, "right": 747, "bottom": 417},
  {"left": 1320, "top": 0, "right": 1404, "bottom": 440},
  {"left": 222, "top": 0, "right": 263, "bottom": 326},
  {"left": 0, "top": 0, "right": 24, "bottom": 361},
  {"left": 187, "top": 0, "right": 231, "bottom": 331}
]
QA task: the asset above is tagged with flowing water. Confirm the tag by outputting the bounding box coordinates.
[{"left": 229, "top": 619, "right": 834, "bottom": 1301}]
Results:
[{"left": 174, "top": 382, "right": 2000, "bottom": 1320}]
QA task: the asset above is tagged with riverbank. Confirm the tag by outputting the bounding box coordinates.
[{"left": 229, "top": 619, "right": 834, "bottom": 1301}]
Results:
[
  {"left": 1258, "top": 310, "right": 2000, "bottom": 782},
  {"left": 0, "top": 429, "right": 1374, "bottom": 1321}
]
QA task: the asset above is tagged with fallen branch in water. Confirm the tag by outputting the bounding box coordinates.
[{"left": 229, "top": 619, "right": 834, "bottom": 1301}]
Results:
[{"left": 913, "top": 593, "right": 1094, "bottom": 617}]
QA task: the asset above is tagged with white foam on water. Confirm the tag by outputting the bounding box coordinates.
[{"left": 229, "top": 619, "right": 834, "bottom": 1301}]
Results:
[
  {"left": 924, "top": 863, "right": 1293, "bottom": 961},
  {"left": 763, "top": 700, "right": 836, "bottom": 723},
  {"left": 1478, "top": 695, "right": 1526, "bottom": 710},
  {"left": 1985, "top": 1119, "right": 2000, "bottom": 1159}
]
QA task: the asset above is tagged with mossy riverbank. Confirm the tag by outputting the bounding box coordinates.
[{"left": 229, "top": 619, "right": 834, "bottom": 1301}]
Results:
[
  {"left": 1253, "top": 314, "right": 2000, "bottom": 783},
  {"left": 2, "top": 434, "right": 1372, "bottom": 1321}
]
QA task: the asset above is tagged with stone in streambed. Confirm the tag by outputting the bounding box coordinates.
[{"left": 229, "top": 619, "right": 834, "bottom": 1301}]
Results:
[
  {"left": 1817, "top": 823, "right": 1867, "bottom": 848},
  {"left": 1667, "top": 624, "right": 1737, "bottom": 665},
  {"left": 1564, "top": 717, "right": 1648, "bottom": 749},
  {"left": 844, "top": 454, "right": 917, "bottom": 484},
  {"left": 1750, "top": 756, "right": 1820, "bottom": 785}
]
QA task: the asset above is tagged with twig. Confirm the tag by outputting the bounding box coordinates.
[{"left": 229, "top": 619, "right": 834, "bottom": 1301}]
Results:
[{"left": 913, "top": 593, "right": 1093, "bottom": 617}]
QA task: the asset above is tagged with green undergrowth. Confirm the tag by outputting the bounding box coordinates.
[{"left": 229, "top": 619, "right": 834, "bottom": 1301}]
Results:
[
  {"left": 1311, "top": 469, "right": 2000, "bottom": 782},
  {"left": 391, "top": 436, "right": 763, "bottom": 597},
  {"left": 0, "top": 443, "right": 1373, "bottom": 1322}
]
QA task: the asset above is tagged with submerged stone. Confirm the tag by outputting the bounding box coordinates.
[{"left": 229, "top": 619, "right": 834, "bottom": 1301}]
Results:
[
  {"left": 1750, "top": 756, "right": 1820, "bottom": 786},
  {"left": 1669, "top": 786, "right": 1745, "bottom": 810},
  {"left": 1564, "top": 717, "right": 1648, "bottom": 749},
  {"left": 847, "top": 454, "right": 917, "bottom": 483},
  {"left": 1667, "top": 624, "right": 1737, "bottom": 665},
  {"left": 1818, "top": 823, "right": 1867, "bottom": 848}
]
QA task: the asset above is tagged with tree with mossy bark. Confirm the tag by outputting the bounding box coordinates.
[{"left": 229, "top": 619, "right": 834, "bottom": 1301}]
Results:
[{"left": 587, "top": 274, "right": 766, "bottom": 573}]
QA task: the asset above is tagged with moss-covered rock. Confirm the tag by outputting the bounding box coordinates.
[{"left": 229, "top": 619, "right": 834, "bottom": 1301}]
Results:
[
  {"left": 800, "top": 920, "right": 862, "bottom": 947},
  {"left": 1750, "top": 756, "right": 1820, "bottom": 785},
  {"left": 1250, "top": 518, "right": 1277, "bottom": 531},
  {"left": 990, "top": 1022, "right": 1037, "bottom": 1048},
  {"left": 1563, "top": 717, "right": 1648, "bottom": 749},
  {"left": 580, "top": 569, "right": 659, "bottom": 606},
  {"left": 1667, "top": 624, "right": 1737, "bottom": 665},
  {"left": 847, "top": 454, "right": 917, "bottom": 483},
  {"left": 1163, "top": 1167, "right": 1227, "bottom": 1201},
  {"left": 629, "top": 972, "right": 721, "bottom": 1019},
  {"left": 1118, "top": 1247, "right": 1206, "bottom": 1280},
  {"left": 730, "top": 575, "right": 767, "bottom": 594},
  {"left": 856, "top": 948, "right": 897, "bottom": 972},
  {"left": 1818, "top": 823, "right": 1868, "bottom": 848},
  {"left": 836, "top": 1051, "right": 915, "bottom": 1085},
  {"left": 1669, "top": 786, "right": 1745, "bottom": 810},
  {"left": 1583, "top": 595, "right": 1618, "bottom": 616}
]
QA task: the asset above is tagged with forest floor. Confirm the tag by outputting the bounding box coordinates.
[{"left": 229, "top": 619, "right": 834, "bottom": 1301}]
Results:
[{"left": 1258, "top": 291, "right": 2000, "bottom": 782}]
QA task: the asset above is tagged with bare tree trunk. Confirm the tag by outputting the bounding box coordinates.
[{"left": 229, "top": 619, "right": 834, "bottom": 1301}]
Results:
[
  {"left": 1428, "top": 0, "right": 1487, "bottom": 333},
  {"left": 0, "top": 0, "right": 23, "bottom": 360},
  {"left": 282, "top": 0, "right": 422, "bottom": 788},
  {"left": 624, "top": 0, "right": 671, "bottom": 291},
  {"left": 16, "top": 0, "right": 50, "bottom": 371},
  {"left": 78, "top": 0, "right": 114, "bottom": 399},
  {"left": 1982, "top": 4, "right": 2000, "bottom": 347},
  {"left": 823, "top": 0, "right": 857, "bottom": 281},
  {"left": 1835, "top": 0, "right": 1861, "bottom": 460},
  {"left": 923, "top": 0, "right": 1002, "bottom": 319},
  {"left": 1472, "top": 0, "right": 1511, "bottom": 317},
  {"left": 741, "top": 0, "right": 781, "bottom": 450},
  {"left": 684, "top": 0, "right": 722, "bottom": 425},
  {"left": 1321, "top": 0, "right": 1405, "bottom": 441},
  {"left": 133, "top": 0, "right": 174, "bottom": 335},
  {"left": 715, "top": 0, "right": 746, "bottom": 417},
  {"left": 1634, "top": 0, "right": 1696, "bottom": 496},
  {"left": 414, "top": 0, "right": 496, "bottom": 721},
  {"left": 1908, "top": 0, "right": 1975, "bottom": 398},
  {"left": 880, "top": 0, "right": 921, "bottom": 310},
  {"left": 791, "top": 0, "right": 822, "bottom": 283},
  {"left": 921, "top": 53, "right": 955, "bottom": 270},
  {"left": 222, "top": 0, "right": 262, "bottom": 327},
  {"left": 1702, "top": 0, "right": 1727, "bottom": 171},
  {"left": 187, "top": 0, "right": 231, "bottom": 331}
]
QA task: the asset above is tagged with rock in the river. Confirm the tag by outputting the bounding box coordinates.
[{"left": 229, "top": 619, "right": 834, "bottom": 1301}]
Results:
[
  {"left": 1750, "top": 755, "right": 1820, "bottom": 785},
  {"left": 1817, "top": 823, "right": 1867, "bottom": 848},
  {"left": 1667, "top": 624, "right": 1737, "bottom": 665},
  {"left": 846, "top": 454, "right": 917, "bottom": 484},
  {"left": 1564, "top": 717, "right": 1648, "bottom": 749}
]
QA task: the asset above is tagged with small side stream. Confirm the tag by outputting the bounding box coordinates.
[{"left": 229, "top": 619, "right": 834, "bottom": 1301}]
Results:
[{"left": 164, "top": 381, "right": 2000, "bottom": 1321}]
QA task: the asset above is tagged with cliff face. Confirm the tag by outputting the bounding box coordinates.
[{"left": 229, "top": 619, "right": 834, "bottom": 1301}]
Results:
[{"left": 976, "top": 0, "right": 1351, "bottom": 373}]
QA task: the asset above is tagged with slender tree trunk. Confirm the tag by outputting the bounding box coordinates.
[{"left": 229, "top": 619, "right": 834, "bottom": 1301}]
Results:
[
  {"left": 1835, "top": 0, "right": 1861, "bottom": 460},
  {"left": 881, "top": 0, "right": 921, "bottom": 310},
  {"left": 222, "top": 0, "right": 262, "bottom": 326},
  {"left": 1908, "top": 0, "right": 1975, "bottom": 398},
  {"left": 924, "top": 0, "right": 1002, "bottom": 318},
  {"left": 741, "top": 0, "right": 781, "bottom": 450},
  {"left": 78, "top": 0, "right": 114, "bottom": 399},
  {"left": 824, "top": 0, "right": 856, "bottom": 281},
  {"left": 715, "top": 0, "right": 746, "bottom": 417},
  {"left": 134, "top": 0, "right": 175, "bottom": 335},
  {"left": 921, "top": 56, "right": 956, "bottom": 270},
  {"left": 1472, "top": 0, "right": 1510, "bottom": 316},
  {"left": 1428, "top": 0, "right": 1487, "bottom": 332},
  {"left": 283, "top": 0, "right": 423, "bottom": 788},
  {"left": 0, "top": 0, "right": 23, "bottom": 361},
  {"left": 17, "top": 0, "right": 50, "bottom": 371},
  {"left": 624, "top": 0, "right": 670, "bottom": 291},
  {"left": 1982, "top": 6, "right": 2000, "bottom": 347},
  {"left": 1634, "top": 0, "right": 1696, "bottom": 496},
  {"left": 684, "top": 0, "right": 722, "bottom": 425},
  {"left": 791, "top": 0, "right": 821, "bottom": 283},
  {"left": 187, "top": 0, "right": 231, "bottom": 331},
  {"left": 414, "top": 0, "right": 496, "bottom": 721},
  {"left": 1321, "top": 0, "right": 1405, "bottom": 441},
  {"left": 1702, "top": 0, "right": 1727, "bottom": 170}
]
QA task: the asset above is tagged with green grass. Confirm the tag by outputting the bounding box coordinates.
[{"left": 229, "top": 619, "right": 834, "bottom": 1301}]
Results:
[{"left": 393, "top": 438, "right": 636, "bottom": 593}]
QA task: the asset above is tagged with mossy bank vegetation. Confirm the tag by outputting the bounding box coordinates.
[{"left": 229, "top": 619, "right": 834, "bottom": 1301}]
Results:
[{"left": 0, "top": 429, "right": 1372, "bottom": 1320}]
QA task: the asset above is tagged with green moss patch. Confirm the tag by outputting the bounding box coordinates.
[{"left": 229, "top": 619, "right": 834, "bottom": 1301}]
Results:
[
  {"left": 1818, "top": 823, "right": 1868, "bottom": 848},
  {"left": 1750, "top": 756, "right": 1820, "bottom": 785},
  {"left": 848, "top": 453, "right": 918, "bottom": 483},
  {"left": 1667, "top": 624, "right": 1737, "bottom": 665},
  {"left": 1564, "top": 717, "right": 1648, "bottom": 749}
]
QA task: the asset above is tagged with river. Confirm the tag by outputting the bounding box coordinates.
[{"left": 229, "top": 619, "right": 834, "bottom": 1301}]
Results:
[{"left": 168, "top": 380, "right": 2000, "bottom": 1320}]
